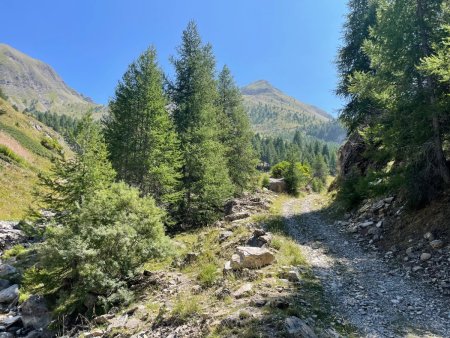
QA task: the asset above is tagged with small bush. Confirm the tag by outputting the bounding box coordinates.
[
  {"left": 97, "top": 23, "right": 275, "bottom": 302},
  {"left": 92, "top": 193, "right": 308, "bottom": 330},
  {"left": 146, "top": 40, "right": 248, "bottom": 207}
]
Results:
[
  {"left": 198, "top": 263, "right": 219, "bottom": 287},
  {"left": 311, "top": 178, "right": 324, "bottom": 193}
]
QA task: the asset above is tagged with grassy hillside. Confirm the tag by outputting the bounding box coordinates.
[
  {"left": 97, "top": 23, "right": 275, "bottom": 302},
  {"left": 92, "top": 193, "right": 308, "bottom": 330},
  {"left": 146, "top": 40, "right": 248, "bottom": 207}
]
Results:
[
  {"left": 0, "top": 44, "right": 104, "bottom": 118},
  {"left": 242, "top": 80, "right": 345, "bottom": 143},
  {"left": 0, "top": 97, "right": 71, "bottom": 219}
]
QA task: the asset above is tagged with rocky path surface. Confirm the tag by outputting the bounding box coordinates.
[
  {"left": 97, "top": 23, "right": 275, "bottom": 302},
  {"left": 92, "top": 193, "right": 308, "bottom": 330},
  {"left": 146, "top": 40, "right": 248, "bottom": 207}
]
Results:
[{"left": 283, "top": 194, "right": 450, "bottom": 338}]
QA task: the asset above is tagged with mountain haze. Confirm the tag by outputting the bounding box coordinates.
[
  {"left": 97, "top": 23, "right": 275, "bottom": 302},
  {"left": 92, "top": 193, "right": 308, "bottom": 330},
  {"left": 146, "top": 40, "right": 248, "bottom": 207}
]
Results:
[
  {"left": 0, "top": 44, "right": 103, "bottom": 117},
  {"left": 242, "top": 80, "right": 345, "bottom": 143}
]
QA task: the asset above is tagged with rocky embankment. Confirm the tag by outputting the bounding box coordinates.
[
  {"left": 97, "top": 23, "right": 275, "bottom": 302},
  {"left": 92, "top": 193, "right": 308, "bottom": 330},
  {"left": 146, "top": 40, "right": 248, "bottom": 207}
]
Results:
[
  {"left": 0, "top": 221, "right": 51, "bottom": 337},
  {"left": 335, "top": 197, "right": 450, "bottom": 296}
]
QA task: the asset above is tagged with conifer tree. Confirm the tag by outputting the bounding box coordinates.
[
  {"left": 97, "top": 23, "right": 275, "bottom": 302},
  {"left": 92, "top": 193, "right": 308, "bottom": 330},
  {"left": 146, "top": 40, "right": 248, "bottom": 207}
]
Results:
[
  {"left": 170, "top": 21, "right": 233, "bottom": 225},
  {"left": 41, "top": 114, "right": 115, "bottom": 214},
  {"left": 217, "top": 65, "right": 258, "bottom": 194},
  {"left": 336, "top": 0, "right": 378, "bottom": 132},
  {"left": 104, "top": 47, "right": 182, "bottom": 207}
]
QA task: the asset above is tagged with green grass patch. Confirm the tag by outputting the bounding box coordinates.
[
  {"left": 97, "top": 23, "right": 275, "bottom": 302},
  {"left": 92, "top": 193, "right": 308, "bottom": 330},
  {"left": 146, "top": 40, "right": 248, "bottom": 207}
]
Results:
[
  {"left": 0, "top": 144, "right": 27, "bottom": 167},
  {"left": 197, "top": 263, "right": 219, "bottom": 287},
  {"left": 170, "top": 293, "right": 202, "bottom": 323}
]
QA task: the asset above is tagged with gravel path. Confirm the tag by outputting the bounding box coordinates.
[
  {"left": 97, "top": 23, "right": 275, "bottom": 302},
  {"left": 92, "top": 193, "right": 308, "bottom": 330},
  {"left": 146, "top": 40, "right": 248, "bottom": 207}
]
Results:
[{"left": 282, "top": 194, "right": 450, "bottom": 338}]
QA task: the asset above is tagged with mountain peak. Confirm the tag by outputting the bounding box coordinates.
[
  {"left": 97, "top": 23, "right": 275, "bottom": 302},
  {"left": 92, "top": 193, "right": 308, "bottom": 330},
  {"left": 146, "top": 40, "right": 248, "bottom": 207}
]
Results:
[{"left": 0, "top": 43, "right": 102, "bottom": 117}]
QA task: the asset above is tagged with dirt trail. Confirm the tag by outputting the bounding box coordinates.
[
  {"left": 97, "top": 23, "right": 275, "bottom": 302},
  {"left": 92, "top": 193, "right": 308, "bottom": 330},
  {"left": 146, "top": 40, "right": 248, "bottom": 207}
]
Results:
[{"left": 282, "top": 194, "right": 450, "bottom": 338}]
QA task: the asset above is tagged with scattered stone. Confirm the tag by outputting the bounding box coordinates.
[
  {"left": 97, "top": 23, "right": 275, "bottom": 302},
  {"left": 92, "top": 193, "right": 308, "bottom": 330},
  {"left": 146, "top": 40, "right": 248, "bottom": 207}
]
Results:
[
  {"left": 215, "top": 287, "right": 231, "bottom": 300},
  {"left": 225, "top": 212, "right": 250, "bottom": 222},
  {"left": 376, "top": 221, "right": 383, "bottom": 228},
  {"left": 93, "top": 313, "right": 115, "bottom": 324},
  {"left": 233, "top": 283, "right": 253, "bottom": 299},
  {"left": 412, "top": 266, "right": 423, "bottom": 272},
  {"left": 359, "top": 221, "right": 374, "bottom": 228},
  {"left": 0, "top": 285, "right": 18, "bottom": 304},
  {"left": 84, "top": 329, "right": 104, "bottom": 338},
  {"left": 223, "top": 261, "right": 232, "bottom": 274},
  {"left": 250, "top": 298, "right": 267, "bottom": 307},
  {"left": 430, "top": 240, "right": 444, "bottom": 249},
  {"left": 420, "top": 253, "right": 432, "bottom": 261},
  {"left": 287, "top": 270, "right": 300, "bottom": 283},
  {"left": 284, "top": 316, "right": 317, "bottom": 338},
  {"left": 406, "top": 247, "right": 414, "bottom": 257},
  {"left": 424, "top": 232, "right": 434, "bottom": 241},
  {"left": 219, "top": 231, "right": 233, "bottom": 242},
  {"left": 230, "top": 246, "right": 275, "bottom": 270}
]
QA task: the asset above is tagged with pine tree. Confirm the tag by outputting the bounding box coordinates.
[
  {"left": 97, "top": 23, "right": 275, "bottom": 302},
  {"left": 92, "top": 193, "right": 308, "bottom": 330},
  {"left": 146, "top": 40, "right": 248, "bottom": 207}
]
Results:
[
  {"left": 217, "top": 65, "right": 258, "bottom": 194},
  {"left": 170, "top": 22, "right": 233, "bottom": 225},
  {"left": 104, "top": 47, "right": 182, "bottom": 207}
]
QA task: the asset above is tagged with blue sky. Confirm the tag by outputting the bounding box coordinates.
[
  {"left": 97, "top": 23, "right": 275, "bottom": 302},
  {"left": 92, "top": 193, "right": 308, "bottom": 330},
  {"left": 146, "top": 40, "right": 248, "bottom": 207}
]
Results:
[{"left": 2, "top": 0, "right": 348, "bottom": 115}]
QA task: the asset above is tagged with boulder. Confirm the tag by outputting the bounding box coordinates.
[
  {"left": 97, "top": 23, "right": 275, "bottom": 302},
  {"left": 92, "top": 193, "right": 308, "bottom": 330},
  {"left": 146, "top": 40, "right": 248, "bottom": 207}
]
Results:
[
  {"left": 21, "top": 295, "right": 51, "bottom": 329},
  {"left": 0, "top": 315, "right": 21, "bottom": 327},
  {"left": 269, "top": 178, "right": 286, "bottom": 193},
  {"left": 0, "top": 279, "right": 10, "bottom": 291},
  {"left": 84, "top": 329, "right": 104, "bottom": 338},
  {"left": 230, "top": 246, "right": 275, "bottom": 270},
  {"left": 247, "top": 232, "right": 273, "bottom": 248},
  {"left": 0, "top": 284, "right": 18, "bottom": 304},
  {"left": 284, "top": 316, "right": 317, "bottom": 338}
]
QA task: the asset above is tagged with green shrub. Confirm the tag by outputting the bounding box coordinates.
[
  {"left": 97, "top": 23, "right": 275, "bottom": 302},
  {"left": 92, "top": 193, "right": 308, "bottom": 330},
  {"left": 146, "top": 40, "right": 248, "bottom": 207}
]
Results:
[
  {"left": 198, "top": 263, "right": 219, "bottom": 287},
  {"left": 40, "top": 137, "right": 62, "bottom": 153},
  {"left": 3, "top": 244, "right": 27, "bottom": 260},
  {"left": 24, "top": 182, "right": 170, "bottom": 316},
  {"left": 271, "top": 161, "right": 290, "bottom": 178},
  {"left": 260, "top": 173, "right": 270, "bottom": 188}
]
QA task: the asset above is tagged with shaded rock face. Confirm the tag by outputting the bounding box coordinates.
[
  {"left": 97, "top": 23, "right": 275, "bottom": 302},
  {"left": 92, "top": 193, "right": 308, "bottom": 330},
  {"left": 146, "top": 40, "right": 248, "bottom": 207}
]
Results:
[
  {"left": 337, "top": 131, "right": 387, "bottom": 180},
  {"left": 230, "top": 246, "right": 275, "bottom": 269},
  {"left": 21, "top": 295, "right": 51, "bottom": 330},
  {"left": 284, "top": 316, "right": 317, "bottom": 338},
  {"left": 0, "top": 284, "right": 19, "bottom": 304},
  {"left": 269, "top": 178, "right": 286, "bottom": 193}
]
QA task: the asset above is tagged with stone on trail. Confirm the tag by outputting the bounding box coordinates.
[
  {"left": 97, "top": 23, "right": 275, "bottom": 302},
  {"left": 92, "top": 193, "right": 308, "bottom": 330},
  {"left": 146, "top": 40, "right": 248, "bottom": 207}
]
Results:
[
  {"left": 430, "top": 240, "right": 444, "bottom": 249},
  {"left": 230, "top": 246, "right": 275, "bottom": 270},
  {"left": 420, "top": 253, "right": 431, "bottom": 261}
]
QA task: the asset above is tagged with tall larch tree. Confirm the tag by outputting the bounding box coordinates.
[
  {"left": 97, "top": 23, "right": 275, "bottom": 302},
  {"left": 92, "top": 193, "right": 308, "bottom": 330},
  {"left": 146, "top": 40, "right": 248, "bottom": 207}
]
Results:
[
  {"left": 217, "top": 65, "right": 258, "bottom": 194},
  {"left": 349, "top": 0, "right": 450, "bottom": 205},
  {"left": 104, "top": 47, "right": 183, "bottom": 208},
  {"left": 170, "top": 21, "right": 233, "bottom": 226}
]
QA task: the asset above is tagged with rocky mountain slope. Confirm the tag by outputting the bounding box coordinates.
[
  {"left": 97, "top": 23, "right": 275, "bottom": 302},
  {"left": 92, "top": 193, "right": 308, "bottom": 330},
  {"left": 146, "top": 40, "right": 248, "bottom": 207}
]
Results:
[
  {"left": 0, "top": 97, "right": 72, "bottom": 219},
  {"left": 242, "top": 80, "right": 345, "bottom": 143},
  {"left": 0, "top": 44, "right": 103, "bottom": 117}
]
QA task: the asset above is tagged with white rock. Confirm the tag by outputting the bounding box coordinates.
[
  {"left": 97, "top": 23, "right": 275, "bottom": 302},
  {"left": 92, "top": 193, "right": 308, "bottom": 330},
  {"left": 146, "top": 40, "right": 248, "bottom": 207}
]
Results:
[
  {"left": 230, "top": 246, "right": 275, "bottom": 270},
  {"left": 233, "top": 283, "right": 253, "bottom": 298}
]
